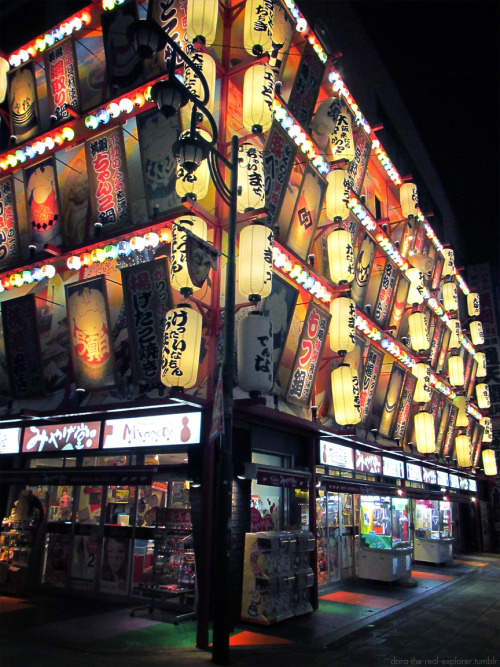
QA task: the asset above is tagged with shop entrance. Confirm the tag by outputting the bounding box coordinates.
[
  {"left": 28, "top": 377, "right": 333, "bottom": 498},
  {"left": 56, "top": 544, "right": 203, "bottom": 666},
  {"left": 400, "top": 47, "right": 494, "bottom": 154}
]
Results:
[{"left": 317, "top": 492, "right": 356, "bottom": 587}]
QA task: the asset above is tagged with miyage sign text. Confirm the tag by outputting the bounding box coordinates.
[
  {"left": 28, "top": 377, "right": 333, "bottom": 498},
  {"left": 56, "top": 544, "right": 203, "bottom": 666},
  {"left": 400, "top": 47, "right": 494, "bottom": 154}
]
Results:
[{"left": 103, "top": 413, "right": 202, "bottom": 449}]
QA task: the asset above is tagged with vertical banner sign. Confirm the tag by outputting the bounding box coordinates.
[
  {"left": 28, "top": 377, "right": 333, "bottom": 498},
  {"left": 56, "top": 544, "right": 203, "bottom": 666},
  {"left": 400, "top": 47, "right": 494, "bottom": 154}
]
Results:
[
  {"left": 66, "top": 276, "right": 116, "bottom": 391},
  {"left": 359, "top": 346, "right": 384, "bottom": 422},
  {"left": 373, "top": 259, "right": 398, "bottom": 326},
  {"left": 432, "top": 256, "right": 444, "bottom": 291},
  {"left": 351, "top": 233, "right": 376, "bottom": 308},
  {"left": 393, "top": 374, "right": 417, "bottom": 443},
  {"left": 348, "top": 128, "right": 372, "bottom": 196},
  {"left": 85, "top": 127, "right": 132, "bottom": 230},
  {"left": 388, "top": 274, "right": 410, "bottom": 335},
  {"left": 436, "top": 402, "right": 451, "bottom": 453},
  {"left": 8, "top": 64, "right": 41, "bottom": 142},
  {"left": 378, "top": 365, "right": 405, "bottom": 438},
  {"left": 24, "top": 157, "right": 62, "bottom": 246},
  {"left": 286, "top": 302, "right": 330, "bottom": 406},
  {"left": 122, "top": 259, "right": 173, "bottom": 383},
  {"left": 286, "top": 41, "right": 325, "bottom": 128},
  {"left": 463, "top": 352, "right": 473, "bottom": 392},
  {"left": 44, "top": 39, "right": 81, "bottom": 123},
  {"left": 286, "top": 166, "right": 326, "bottom": 260},
  {"left": 151, "top": 0, "right": 189, "bottom": 69},
  {"left": 0, "top": 177, "right": 21, "bottom": 269},
  {"left": 330, "top": 104, "right": 355, "bottom": 162},
  {"left": 411, "top": 221, "right": 426, "bottom": 254},
  {"left": 263, "top": 121, "right": 298, "bottom": 229},
  {"left": 428, "top": 391, "right": 441, "bottom": 419},
  {"left": 101, "top": 0, "right": 144, "bottom": 92},
  {"left": 441, "top": 406, "right": 458, "bottom": 457},
  {"left": 1, "top": 295, "right": 44, "bottom": 398},
  {"left": 429, "top": 319, "right": 444, "bottom": 368},
  {"left": 261, "top": 274, "right": 299, "bottom": 380}
]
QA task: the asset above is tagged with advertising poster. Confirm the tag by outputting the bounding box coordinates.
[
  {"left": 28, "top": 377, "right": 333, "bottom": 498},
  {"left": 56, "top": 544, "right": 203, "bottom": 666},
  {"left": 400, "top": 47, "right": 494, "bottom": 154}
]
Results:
[
  {"left": 24, "top": 157, "right": 62, "bottom": 247},
  {"left": 359, "top": 345, "right": 384, "bottom": 423},
  {"left": 261, "top": 274, "right": 298, "bottom": 380},
  {"left": 22, "top": 422, "right": 100, "bottom": 454},
  {"left": 43, "top": 534, "right": 72, "bottom": 586},
  {"left": 8, "top": 63, "right": 40, "bottom": 142},
  {"left": 65, "top": 276, "right": 116, "bottom": 391},
  {"left": 373, "top": 259, "right": 398, "bottom": 326},
  {"left": 286, "top": 41, "right": 325, "bottom": 128},
  {"left": 378, "top": 365, "right": 406, "bottom": 438},
  {"left": 71, "top": 534, "right": 99, "bottom": 585},
  {"left": 44, "top": 38, "right": 81, "bottom": 123},
  {"left": 100, "top": 535, "right": 130, "bottom": 594},
  {"left": 85, "top": 127, "right": 132, "bottom": 232},
  {"left": 348, "top": 128, "right": 372, "bottom": 196},
  {"left": 0, "top": 176, "right": 21, "bottom": 268},
  {"left": 101, "top": 0, "right": 144, "bottom": 93},
  {"left": 121, "top": 258, "right": 173, "bottom": 383},
  {"left": 351, "top": 233, "right": 376, "bottom": 308},
  {"left": 392, "top": 374, "right": 417, "bottom": 443},
  {"left": 263, "top": 121, "right": 298, "bottom": 230},
  {"left": 1, "top": 294, "right": 44, "bottom": 399},
  {"left": 286, "top": 166, "right": 326, "bottom": 260}
]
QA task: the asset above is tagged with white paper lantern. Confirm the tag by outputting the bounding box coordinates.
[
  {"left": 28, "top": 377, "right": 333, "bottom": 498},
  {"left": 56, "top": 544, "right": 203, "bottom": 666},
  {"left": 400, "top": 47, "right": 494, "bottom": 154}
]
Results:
[
  {"left": 448, "top": 354, "right": 464, "bottom": 387},
  {"left": 406, "top": 268, "right": 424, "bottom": 306},
  {"left": 476, "top": 383, "right": 490, "bottom": 409},
  {"left": 408, "top": 312, "right": 430, "bottom": 352},
  {"left": 312, "top": 96, "right": 342, "bottom": 136},
  {"left": 327, "top": 229, "right": 354, "bottom": 284},
  {"left": 329, "top": 297, "right": 356, "bottom": 355},
  {"left": 326, "top": 169, "right": 350, "bottom": 221},
  {"left": 482, "top": 417, "right": 493, "bottom": 443},
  {"left": 470, "top": 321, "right": 484, "bottom": 346},
  {"left": 442, "top": 282, "right": 458, "bottom": 312},
  {"left": 329, "top": 105, "right": 355, "bottom": 161},
  {"left": 331, "top": 364, "right": 361, "bottom": 426},
  {"left": 238, "top": 311, "right": 273, "bottom": 393},
  {"left": 454, "top": 396, "right": 469, "bottom": 428},
  {"left": 414, "top": 363, "right": 432, "bottom": 403},
  {"left": 244, "top": 0, "right": 273, "bottom": 56},
  {"left": 182, "top": 51, "right": 216, "bottom": 121},
  {"left": 447, "top": 318, "right": 462, "bottom": 349},
  {"left": 170, "top": 215, "right": 208, "bottom": 294},
  {"left": 455, "top": 434, "right": 472, "bottom": 468},
  {"left": 400, "top": 182, "right": 419, "bottom": 218},
  {"left": 161, "top": 304, "right": 202, "bottom": 389},
  {"left": 176, "top": 132, "right": 210, "bottom": 201},
  {"left": 186, "top": 0, "right": 219, "bottom": 47},
  {"left": 238, "top": 222, "right": 273, "bottom": 301},
  {"left": 475, "top": 352, "right": 487, "bottom": 378},
  {"left": 467, "top": 292, "right": 480, "bottom": 317},
  {"left": 482, "top": 449, "right": 497, "bottom": 476},
  {"left": 414, "top": 411, "right": 435, "bottom": 454},
  {"left": 237, "top": 142, "right": 265, "bottom": 213},
  {"left": 243, "top": 63, "right": 274, "bottom": 133},
  {"left": 441, "top": 249, "right": 455, "bottom": 277}
]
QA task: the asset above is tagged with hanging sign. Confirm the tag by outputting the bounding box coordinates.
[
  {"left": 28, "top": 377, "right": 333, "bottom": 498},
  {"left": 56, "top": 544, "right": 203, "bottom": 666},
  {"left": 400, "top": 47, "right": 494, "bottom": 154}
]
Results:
[
  {"left": 431, "top": 255, "right": 444, "bottom": 291},
  {"left": 347, "top": 127, "right": 372, "bottom": 196},
  {"left": 263, "top": 121, "right": 298, "bottom": 229},
  {"left": 388, "top": 274, "right": 410, "bottom": 335},
  {"left": 44, "top": 38, "right": 81, "bottom": 123},
  {"left": 261, "top": 274, "right": 299, "bottom": 380},
  {"left": 286, "top": 165, "right": 326, "bottom": 260},
  {"left": 286, "top": 302, "right": 330, "bottom": 406},
  {"left": 185, "top": 230, "right": 218, "bottom": 288},
  {"left": 101, "top": 0, "right": 144, "bottom": 92},
  {"left": 0, "top": 428, "right": 21, "bottom": 454},
  {"left": 449, "top": 474, "right": 460, "bottom": 489},
  {"left": 351, "top": 233, "right": 376, "bottom": 307},
  {"left": 437, "top": 471, "right": 449, "bottom": 487},
  {"left": 429, "top": 319, "right": 444, "bottom": 368},
  {"left": 360, "top": 345, "right": 383, "bottom": 422},
  {"left": 151, "top": 0, "right": 189, "bottom": 69},
  {"left": 392, "top": 374, "right": 417, "bottom": 442},
  {"left": 0, "top": 176, "right": 21, "bottom": 268},
  {"left": 373, "top": 259, "right": 398, "bottom": 326},
  {"left": 422, "top": 468, "right": 437, "bottom": 485},
  {"left": 103, "top": 413, "right": 202, "bottom": 448},
  {"left": 287, "top": 41, "right": 325, "bottom": 128},
  {"left": 320, "top": 441, "right": 354, "bottom": 469},
  {"left": 8, "top": 63, "right": 41, "bottom": 142},
  {"left": 22, "top": 422, "right": 101, "bottom": 453},
  {"left": 378, "top": 365, "right": 405, "bottom": 438},
  {"left": 355, "top": 450, "right": 382, "bottom": 474},
  {"left": 406, "top": 463, "right": 422, "bottom": 482},
  {"left": 382, "top": 456, "right": 405, "bottom": 478},
  {"left": 441, "top": 406, "right": 458, "bottom": 457},
  {"left": 24, "top": 157, "right": 62, "bottom": 246}
]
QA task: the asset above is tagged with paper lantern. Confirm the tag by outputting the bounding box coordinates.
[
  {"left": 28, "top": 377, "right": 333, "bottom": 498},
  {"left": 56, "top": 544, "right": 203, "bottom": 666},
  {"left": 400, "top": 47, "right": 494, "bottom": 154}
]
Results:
[
  {"left": 414, "top": 411, "right": 435, "bottom": 454},
  {"left": 329, "top": 105, "right": 355, "bottom": 161},
  {"left": 329, "top": 297, "right": 356, "bottom": 355},
  {"left": 161, "top": 304, "right": 202, "bottom": 389},
  {"left": 447, "top": 318, "right": 461, "bottom": 349},
  {"left": 408, "top": 312, "right": 430, "bottom": 352},
  {"left": 327, "top": 229, "right": 354, "bottom": 284},
  {"left": 482, "top": 449, "right": 497, "bottom": 476},
  {"left": 129, "top": 236, "right": 146, "bottom": 252},
  {"left": 67, "top": 255, "right": 81, "bottom": 270},
  {"left": 331, "top": 364, "right": 361, "bottom": 426},
  {"left": 176, "top": 152, "right": 210, "bottom": 200},
  {"left": 238, "top": 311, "right": 273, "bottom": 393},
  {"left": 454, "top": 396, "right": 469, "bottom": 428},
  {"left": 312, "top": 97, "right": 342, "bottom": 136},
  {"left": 470, "top": 321, "right": 484, "bottom": 346},
  {"left": 238, "top": 222, "right": 273, "bottom": 301},
  {"left": 400, "top": 182, "right": 418, "bottom": 218},
  {"left": 186, "top": 0, "right": 219, "bottom": 46},
  {"left": 326, "top": 169, "right": 350, "bottom": 220},
  {"left": 243, "top": 63, "right": 274, "bottom": 134},
  {"left": 455, "top": 434, "right": 472, "bottom": 468},
  {"left": 441, "top": 249, "right": 455, "bottom": 277},
  {"left": 476, "top": 383, "right": 490, "bottom": 410},
  {"left": 170, "top": 215, "right": 208, "bottom": 295},
  {"left": 406, "top": 268, "right": 424, "bottom": 306},
  {"left": 183, "top": 51, "right": 216, "bottom": 117},
  {"left": 475, "top": 352, "right": 487, "bottom": 378},
  {"left": 467, "top": 292, "right": 480, "bottom": 317},
  {"left": 442, "top": 282, "right": 458, "bottom": 312},
  {"left": 448, "top": 354, "right": 464, "bottom": 387},
  {"left": 244, "top": 0, "right": 273, "bottom": 56},
  {"left": 482, "top": 417, "right": 493, "bottom": 443},
  {"left": 414, "top": 363, "right": 432, "bottom": 403},
  {"left": 237, "top": 143, "right": 265, "bottom": 213}
]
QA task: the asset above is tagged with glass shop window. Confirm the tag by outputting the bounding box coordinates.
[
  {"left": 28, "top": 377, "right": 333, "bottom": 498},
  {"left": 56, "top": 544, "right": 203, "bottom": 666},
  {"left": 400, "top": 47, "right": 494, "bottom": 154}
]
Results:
[
  {"left": 105, "top": 486, "right": 136, "bottom": 526},
  {"left": 76, "top": 486, "right": 102, "bottom": 524},
  {"left": 250, "top": 452, "right": 284, "bottom": 532},
  {"left": 46, "top": 485, "right": 75, "bottom": 522}
]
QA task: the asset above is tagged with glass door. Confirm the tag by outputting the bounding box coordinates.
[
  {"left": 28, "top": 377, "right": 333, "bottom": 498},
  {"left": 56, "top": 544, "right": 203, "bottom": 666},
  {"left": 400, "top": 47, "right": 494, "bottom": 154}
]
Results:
[
  {"left": 316, "top": 491, "right": 340, "bottom": 586},
  {"left": 340, "top": 493, "right": 354, "bottom": 579}
]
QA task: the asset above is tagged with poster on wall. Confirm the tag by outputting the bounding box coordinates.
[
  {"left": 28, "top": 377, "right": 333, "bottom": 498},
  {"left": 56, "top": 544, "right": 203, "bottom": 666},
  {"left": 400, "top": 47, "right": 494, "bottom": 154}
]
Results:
[
  {"left": 378, "top": 365, "right": 406, "bottom": 438},
  {"left": 1, "top": 295, "right": 45, "bottom": 399},
  {"left": 100, "top": 535, "right": 130, "bottom": 594},
  {"left": 24, "top": 157, "right": 62, "bottom": 247},
  {"left": 286, "top": 165, "right": 326, "bottom": 260},
  {"left": 71, "top": 534, "right": 99, "bottom": 585},
  {"left": 121, "top": 258, "right": 173, "bottom": 383},
  {"left": 0, "top": 176, "right": 21, "bottom": 269},
  {"left": 351, "top": 233, "right": 376, "bottom": 308},
  {"left": 261, "top": 274, "right": 299, "bottom": 381},
  {"left": 373, "top": 259, "right": 398, "bottom": 326},
  {"left": 286, "top": 301, "right": 330, "bottom": 406},
  {"left": 101, "top": 0, "right": 144, "bottom": 93},
  {"left": 8, "top": 63, "right": 41, "bottom": 142},
  {"left": 359, "top": 345, "right": 384, "bottom": 423},
  {"left": 347, "top": 127, "right": 372, "bottom": 196},
  {"left": 263, "top": 121, "right": 298, "bottom": 230},
  {"left": 286, "top": 41, "right": 325, "bottom": 128},
  {"left": 44, "top": 38, "right": 81, "bottom": 123},
  {"left": 392, "top": 374, "right": 416, "bottom": 444},
  {"left": 85, "top": 126, "right": 132, "bottom": 232},
  {"left": 65, "top": 276, "right": 116, "bottom": 391}
]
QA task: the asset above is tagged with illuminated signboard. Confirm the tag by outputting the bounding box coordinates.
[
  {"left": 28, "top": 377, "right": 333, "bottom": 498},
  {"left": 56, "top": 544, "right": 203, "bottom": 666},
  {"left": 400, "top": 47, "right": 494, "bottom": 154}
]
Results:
[
  {"left": 22, "top": 422, "right": 101, "bottom": 453},
  {"left": 355, "top": 449, "right": 382, "bottom": 474},
  {"left": 406, "top": 463, "right": 422, "bottom": 482},
  {"left": 103, "top": 413, "right": 202, "bottom": 449},
  {"left": 44, "top": 39, "right": 81, "bottom": 124},
  {"left": 437, "top": 471, "right": 449, "bottom": 487},
  {"left": 422, "top": 468, "right": 437, "bottom": 485},
  {"left": 360, "top": 346, "right": 383, "bottom": 422},
  {"left": 468, "top": 479, "right": 477, "bottom": 492},
  {"left": 319, "top": 441, "right": 354, "bottom": 470},
  {"left": 0, "top": 176, "right": 21, "bottom": 269},
  {"left": 0, "top": 428, "right": 21, "bottom": 454},
  {"left": 382, "top": 456, "right": 405, "bottom": 479},
  {"left": 459, "top": 477, "right": 469, "bottom": 491},
  {"left": 449, "top": 474, "right": 460, "bottom": 489}
]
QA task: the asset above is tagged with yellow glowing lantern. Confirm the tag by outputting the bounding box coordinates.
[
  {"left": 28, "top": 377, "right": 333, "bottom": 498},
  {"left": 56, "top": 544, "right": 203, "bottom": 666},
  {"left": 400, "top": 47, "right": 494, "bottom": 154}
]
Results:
[
  {"left": 90, "top": 247, "right": 106, "bottom": 264},
  {"left": 470, "top": 321, "right": 484, "bottom": 346},
  {"left": 400, "top": 182, "right": 418, "bottom": 218},
  {"left": 237, "top": 312, "right": 273, "bottom": 393},
  {"left": 455, "top": 434, "right": 472, "bottom": 468},
  {"left": 327, "top": 229, "right": 354, "bottom": 284},
  {"left": 442, "top": 282, "right": 458, "bottom": 312},
  {"left": 186, "top": 0, "right": 219, "bottom": 46},
  {"left": 170, "top": 215, "right": 208, "bottom": 295},
  {"left": 482, "top": 417, "right": 493, "bottom": 443},
  {"left": 475, "top": 352, "right": 487, "bottom": 378},
  {"left": 414, "top": 411, "right": 435, "bottom": 454},
  {"left": 331, "top": 364, "right": 361, "bottom": 426},
  {"left": 182, "top": 51, "right": 216, "bottom": 119},
  {"left": 244, "top": 0, "right": 273, "bottom": 56},
  {"left": 476, "top": 383, "right": 490, "bottom": 410},
  {"left": 448, "top": 354, "right": 464, "bottom": 387},
  {"left": 482, "top": 449, "right": 497, "bottom": 476},
  {"left": 406, "top": 267, "right": 424, "bottom": 306},
  {"left": 238, "top": 222, "right": 273, "bottom": 302},
  {"left": 413, "top": 363, "right": 432, "bottom": 403},
  {"left": 447, "top": 318, "right": 461, "bottom": 349},
  {"left": 176, "top": 155, "right": 210, "bottom": 201},
  {"left": 441, "top": 249, "right": 455, "bottom": 277},
  {"left": 467, "top": 292, "right": 480, "bottom": 317},
  {"left": 329, "top": 297, "right": 356, "bottom": 355},
  {"left": 237, "top": 143, "right": 265, "bottom": 213},
  {"left": 454, "top": 396, "right": 469, "bottom": 428},
  {"left": 161, "top": 304, "right": 202, "bottom": 390},
  {"left": 326, "top": 169, "right": 350, "bottom": 221},
  {"left": 408, "top": 312, "right": 430, "bottom": 352},
  {"left": 129, "top": 236, "right": 146, "bottom": 252},
  {"left": 312, "top": 97, "right": 342, "bottom": 136},
  {"left": 243, "top": 63, "right": 274, "bottom": 134}
]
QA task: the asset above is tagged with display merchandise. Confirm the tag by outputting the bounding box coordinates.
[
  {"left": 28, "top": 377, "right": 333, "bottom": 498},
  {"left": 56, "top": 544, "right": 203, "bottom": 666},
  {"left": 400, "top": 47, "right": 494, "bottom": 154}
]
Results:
[{"left": 413, "top": 499, "right": 453, "bottom": 564}]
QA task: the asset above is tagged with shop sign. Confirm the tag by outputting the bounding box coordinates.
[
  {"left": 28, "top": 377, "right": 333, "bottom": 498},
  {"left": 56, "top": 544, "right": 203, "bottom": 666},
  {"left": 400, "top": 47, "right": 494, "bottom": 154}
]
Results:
[
  {"left": 373, "top": 259, "right": 398, "bottom": 326},
  {"left": 0, "top": 176, "right": 21, "bottom": 269},
  {"left": 24, "top": 156, "right": 62, "bottom": 246},
  {"left": 0, "top": 428, "right": 20, "bottom": 454},
  {"left": 468, "top": 479, "right": 477, "bottom": 492},
  {"left": 151, "top": 0, "right": 189, "bottom": 69},
  {"left": 449, "top": 474, "right": 460, "bottom": 489},
  {"left": 320, "top": 441, "right": 354, "bottom": 470},
  {"left": 437, "top": 470, "right": 449, "bottom": 487},
  {"left": 286, "top": 165, "right": 327, "bottom": 260},
  {"left": 347, "top": 127, "right": 372, "bottom": 196},
  {"left": 360, "top": 345, "right": 383, "bottom": 422},
  {"left": 263, "top": 121, "right": 297, "bottom": 228},
  {"left": 256, "top": 470, "right": 309, "bottom": 490},
  {"left": 422, "top": 467, "right": 437, "bottom": 485},
  {"left": 382, "top": 456, "right": 405, "bottom": 478},
  {"left": 287, "top": 40, "right": 325, "bottom": 128},
  {"left": 286, "top": 302, "right": 330, "bottom": 406},
  {"left": 406, "top": 463, "right": 422, "bottom": 482},
  {"left": 0, "top": 469, "right": 153, "bottom": 486},
  {"left": 103, "top": 412, "right": 202, "bottom": 449},
  {"left": 393, "top": 374, "right": 416, "bottom": 442},
  {"left": 22, "top": 422, "right": 100, "bottom": 453},
  {"left": 44, "top": 38, "right": 81, "bottom": 123},
  {"left": 458, "top": 477, "right": 469, "bottom": 491},
  {"left": 356, "top": 450, "right": 381, "bottom": 474}
]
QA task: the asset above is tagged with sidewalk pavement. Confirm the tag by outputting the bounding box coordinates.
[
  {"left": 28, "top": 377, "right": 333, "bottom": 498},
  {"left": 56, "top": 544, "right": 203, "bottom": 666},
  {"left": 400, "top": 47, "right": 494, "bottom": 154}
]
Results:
[{"left": 0, "top": 553, "right": 499, "bottom": 667}]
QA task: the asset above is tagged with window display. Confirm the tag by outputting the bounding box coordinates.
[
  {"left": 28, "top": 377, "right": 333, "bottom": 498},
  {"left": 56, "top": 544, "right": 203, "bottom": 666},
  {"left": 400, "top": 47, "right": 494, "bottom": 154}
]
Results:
[
  {"left": 413, "top": 499, "right": 453, "bottom": 564},
  {"left": 360, "top": 496, "right": 410, "bottom": 549}
]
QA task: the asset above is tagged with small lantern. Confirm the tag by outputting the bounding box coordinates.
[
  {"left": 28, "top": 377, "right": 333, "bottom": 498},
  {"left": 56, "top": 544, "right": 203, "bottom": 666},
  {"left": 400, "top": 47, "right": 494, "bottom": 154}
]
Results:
[
  {"left": 161, "top": 304, "right": 202, "bottom": 389},
  {"left": 413, "top": 363, "right": 432, "bottom": 403},
  {"left": 454, "top": 396, "right": 469, "bottom": 428},
  {"left": 406, "top": 267, "right": 424, "bottom": 306},
  {"left": 243, "top": 63, "right": 274, "bottom": 134},
  {"left": 237, "top": 311, "right": 273, "bottom": 393},
  {"left": 456, "top": 434, "right": 472, "bottom": 467},
  {"left": 329, "top": 297, "right": 356, "bottom": 355},
  {"left": 130, "top": 236, "right": 146, "bottom": 252},
  {"left": 400, "top": 182, "right": 418, "bottom": 218},
  {"left": 67, "top": 256, "right": 81, "bottom": 270},
  {"left": 186, "top": 0, "right": 219, "bottom": 46},
  {"left": 326, "top": 169, "right": 350, "bottom": 221},
  {"left": 470, "top": 321, "right": 484, "bottom": 346},
  {"left": 476, "top": 383, "right": 490, "bottom": 410},
  {"left": 482, "top": 417, "right": 493, "bottom": 443},
  {"left": 447, "top": 318, "right": 462, "bottom": 349},
  {"left": 441, "top": 249, "right": 455, "bottom": 277},
  {"left": 482, "top": 449, "right": 497, "bottom": 476},
  {"left": 467, "top": 292, "right": 480, "bottom": 317},
  {"left": 170, "top": 215, "right": 208, "bottom": 295},
  {"left": 176, "top": 147, "right": 210, "bottom": 201},
  {"left": 243, "top": 0, "right": 274, "bottom": 56},
  {"left": 442, "top": 282, "right": 458, "bottom": 312},
  {"left": 238, "top": 222, "right": 273, "bottom": 302},
  {"left": 327, "top": 229, "right": 354, "bottom": 284},
  {"left": 448, "top": 354, "right": 464, "bottom": 387},
  {"left": 311, "top": 96, "right": 342, "bottom": 136},
  {"left": 414, "top": 411, "right": 435, "bottom": 454},
  {"left": 408, "top": 312, "right": 430, "bottom": 352},
  {"left": 237, "top": 143, "right": 265, "bottom": 213},
  {"left": 475, "top": 352, "right": 487, "bottom": 378},
  {"left": 331, "top": 364, "right": 361, "bottom": 426}
]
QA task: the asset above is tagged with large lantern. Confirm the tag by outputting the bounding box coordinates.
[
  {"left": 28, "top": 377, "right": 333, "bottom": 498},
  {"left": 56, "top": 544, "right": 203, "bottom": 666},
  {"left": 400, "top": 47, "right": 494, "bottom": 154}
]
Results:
[
  {"left": 470, "top": 321, "right": 484, "bottom": 346},
  {"left": 176, "top": 130, "right": 210, "bottom": 200},
  {"left": 181, "top": 52, "right": 216, "bottom": 130},
  {"left": 327, "top": 229, "right": 354, "bottom": 284},
  {"left": 237, "top": 142, "right": 265, "bottom": 213},
  {"left": 414, "top": 411, "right": 435, "bottom": 454},
  {"left": 467, "top": 292, "right": 480, "bottom": 317},
  {"left": 186, "top": 0, "right": 219, "bottom": 47},
  {"left": 482, "top": 417, "right": 493, "bottom": 443},
  {"left": 475, "top": 352, "right": 487, "bottom": 378},
  {"left": 482, "top": 449, "right": 497, "bottom": 476},
  {"left": 408, "top": 312, "right": 430, "bottom": 352},
  {"left": 442, "top": 282, "right": 458, "bottom": 312},
  {"left": 161, "top": 304, "right": 202, "bottom": 389},
  {"left": 331, "top": 364, "right": 361, "bottom": 426},
  {"left": 455, "top": 434, "right": 472, "bottom": 468},
  {"left": 406, "top": 268, "right": 424, "bottom": 306},
  {"left": 237, "top": 311, "right": 273, "bottom": 393},
  {"left": 238, "top": 222, "right": 273, "bottom": 302},
  {"left": 413, "top": 363, "right": 432, "bottom": 403},
  {"left": 400, "top": 182, "right": 418, "bottom": 218},
  {"left": 447, "top": 318, "right": 461, "bottom": 349},
  {"left": 326, "top": 169, "right": 350, "bottom": 221},
  {"left": 244, "top": 0, "right": 273, "bottom": 56},
  {"left": 170, "top": 215, "right": 208, "bottom": 295},
  {"left": 476, "top": 383, "right": 490, "bottom": 410},
  {"left": 329, "top": 104, "right": 355, "bottom": 162},
  {"left": 454, "top": 396, "right": 469, "bottom": 428},
  {"left": 441, "top": 249, "right": 455, "bottom": 277},
  {"left": 329, "top": 297, "right": 356, "bottom": 355},
  {"left": 311, "top": 96, "right": 342, "bottom": 136},
  {"left": 448, "top": 354, "right": 464, "bottom": 387},
  {"left": 243, "top": 63, "right": 274, "bottom": 134}
]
